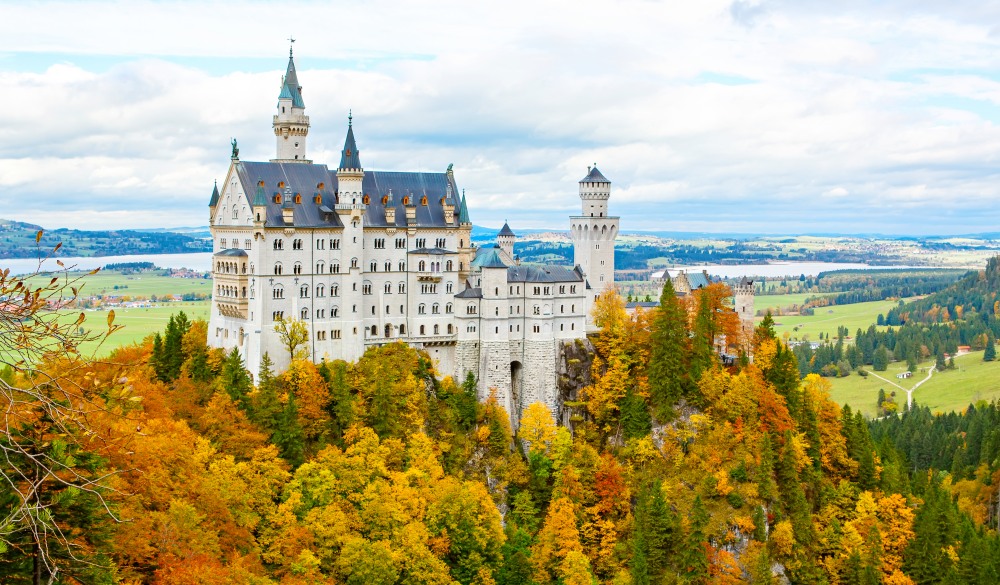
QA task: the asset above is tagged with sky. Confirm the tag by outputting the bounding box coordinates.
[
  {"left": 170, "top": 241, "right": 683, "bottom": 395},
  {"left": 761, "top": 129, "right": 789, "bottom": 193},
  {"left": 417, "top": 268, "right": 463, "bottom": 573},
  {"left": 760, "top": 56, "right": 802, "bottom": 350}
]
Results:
[{"left": 1, "top": 1, "right": 1000, "bottom": 236}]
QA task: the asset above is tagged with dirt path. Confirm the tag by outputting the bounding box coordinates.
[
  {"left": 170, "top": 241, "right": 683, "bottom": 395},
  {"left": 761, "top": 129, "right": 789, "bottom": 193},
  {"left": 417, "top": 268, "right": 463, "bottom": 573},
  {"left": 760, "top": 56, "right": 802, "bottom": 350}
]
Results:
[{"left": 866, "top": 367, "right": 934, "bottom": 411}]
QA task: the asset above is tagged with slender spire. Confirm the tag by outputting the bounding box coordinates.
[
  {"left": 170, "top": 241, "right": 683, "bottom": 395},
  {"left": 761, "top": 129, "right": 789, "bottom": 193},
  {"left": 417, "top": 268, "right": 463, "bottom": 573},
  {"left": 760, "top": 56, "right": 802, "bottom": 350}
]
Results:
[
  {"left": 208, "top": 180, "right": 220, "bottom": 207},
  {"left": 252, "top": 178, "right": 268, "bottom": 207},
  {"left": 339, "top": 114, "right": 362, "bottom": 170},
  {"left": 458, "top": 189, "right": 471, "bottom": 224},
  {"left": 278, "top": 42, "right": 304, "bottom": 108}
]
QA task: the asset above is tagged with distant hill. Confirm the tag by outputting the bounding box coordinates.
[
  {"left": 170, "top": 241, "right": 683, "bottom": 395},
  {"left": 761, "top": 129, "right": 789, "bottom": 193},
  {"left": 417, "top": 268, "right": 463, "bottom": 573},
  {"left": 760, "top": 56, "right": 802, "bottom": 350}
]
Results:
[{"left": 0, "top": 219, "right": 212, "bottom": 259}]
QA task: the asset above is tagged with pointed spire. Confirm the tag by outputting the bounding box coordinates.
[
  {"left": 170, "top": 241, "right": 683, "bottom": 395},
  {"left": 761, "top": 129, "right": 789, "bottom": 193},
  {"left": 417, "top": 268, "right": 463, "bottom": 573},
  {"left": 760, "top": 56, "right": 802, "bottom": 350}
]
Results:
[
  {"left": 498, "top": 221, "right": 515, "bottom": 237},
  {"left": 278, "top": 44, "right": 304, "bottom": 108},
  {"left": 339, "top": 114, "right": 362, "bottom": 170},
  {"left": 208, "top": 180, "right": 220, "bottom": 207},
  {"left": 458, "top": 189, "right": 471, "bottom": 224},
  {"left": 252, "top": 178, "right": 268, "bottom": 207}
]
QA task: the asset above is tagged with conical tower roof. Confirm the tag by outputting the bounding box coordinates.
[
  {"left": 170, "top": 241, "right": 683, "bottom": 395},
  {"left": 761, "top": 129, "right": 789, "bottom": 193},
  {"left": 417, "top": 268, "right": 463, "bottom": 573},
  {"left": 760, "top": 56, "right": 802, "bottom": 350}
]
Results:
[
  {"left": 498, "top": 222, "right": 515, "bottom": 238},
  {"left": 251, "top": 179, "right": 268, "bottom": 207},
  {"left": 458, "top": 190, "right": 471, "bottom": 224},
  {"left": 339, "top": 113, "right": 362, "bottom": 170},
  {"left": 208, "top": 180, "right": 220, "bottom": 207},
  {"left": 278, "top": 47, "right": 305, "bottom": 108},
  {"left": 580, "top": 165, "right": 610, "bottom": 183}
]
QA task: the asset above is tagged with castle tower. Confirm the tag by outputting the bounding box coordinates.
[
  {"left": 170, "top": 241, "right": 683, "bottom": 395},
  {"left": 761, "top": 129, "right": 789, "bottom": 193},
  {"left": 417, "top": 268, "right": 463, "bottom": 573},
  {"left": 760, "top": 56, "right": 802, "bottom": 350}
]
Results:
[
  {"left": 335, "top": 114, "right": 366, "bottom": 361},
  {"left": 497, "top": 222, "right": 515, "bottom": 264},
  {"left": 477, "top": 247, "right": 514, "bottom": 416},
  {"left": 734, "top": 277, "right": 756, "bottom": 356},
  {"left": 569, "top": 165, "right": 618, "bottom": 329},
  {"left": 457, "top": 189, "right": 476, "bottom": 282},
  {"left": 272, "top": 44, "right": 311, "bottom": 163}
]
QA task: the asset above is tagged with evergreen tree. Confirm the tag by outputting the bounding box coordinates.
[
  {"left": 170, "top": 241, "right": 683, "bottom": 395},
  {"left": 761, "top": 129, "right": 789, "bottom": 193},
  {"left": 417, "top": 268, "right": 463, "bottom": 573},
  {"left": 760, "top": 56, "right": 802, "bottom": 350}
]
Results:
[
  {"left": 641, "top": 480, "right": 679, "bottom": 577},
  {"left": 679, "top": 495, "right": 709, "bottom": 583},
  {"left": 150, "top": 332, "right": 165, "bottom": 381},
  {"left": 217, "top": 347, "right": 252, "bottom": 411},
  {"left": 647, "top": 278, "right": 690, "bottom": 419},
  {"left": 160, "top": 311, "right": 191, "bottom": 381},
  {"left": 273, "top": 393, "right": 305, "bottom": 467},
  {"left": 690, "top": 290, "right": 716, "bottom": 382},
  {"left": 251, "top": 353, "right": 283, "bottom": 434},
  {"left": 619, "top": 385, "right": 652, "bottom": 439},
  {"left": 935, "top": 350, "right": 947, "bottom": 371},
  {"left": 984, "top": 332, "right": 996, "bottom": 361},
  {"left": 873, "top": 346, "right": 889, "bottom": 372},
  {"left": 630, "top": 529, "right": 650, "bottom": 585}
]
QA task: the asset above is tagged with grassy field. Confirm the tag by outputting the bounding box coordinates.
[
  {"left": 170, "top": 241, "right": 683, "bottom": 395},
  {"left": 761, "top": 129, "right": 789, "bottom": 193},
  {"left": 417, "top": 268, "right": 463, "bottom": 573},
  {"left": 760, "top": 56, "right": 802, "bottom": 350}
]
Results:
[
  {"left": 755, "top": 292, "right": 834, "bottom": 313},
  {"left": 827, "top": 351, "right": 1000, "bottom": 417},
  {"left": 27, "top": 269, "right": 212, "bottom": 299},
  {"left": 78, "top": 302, "right": 211, "bottom": 356},
  {"left": 768, "top": 298, "right": 901, "bottom": 341}
]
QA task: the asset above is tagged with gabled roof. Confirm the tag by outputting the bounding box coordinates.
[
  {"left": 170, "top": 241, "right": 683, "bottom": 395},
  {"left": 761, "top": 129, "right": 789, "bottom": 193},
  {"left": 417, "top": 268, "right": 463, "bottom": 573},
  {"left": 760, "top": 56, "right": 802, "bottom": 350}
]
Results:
[
  {"left": 339, "top": 118, "right": 362, "bottom": 169},
  {"left": 580, "top": 165, "right": 610, "bottom": 183},
  {"left": 498, "top": 222, "right": 515, "bottom": 237},
  {"left": 208, "top": 181, "right": 220, "bottom": 207},
  {"left": 278, "top": 52, "right": 305, "bottom": 108}
]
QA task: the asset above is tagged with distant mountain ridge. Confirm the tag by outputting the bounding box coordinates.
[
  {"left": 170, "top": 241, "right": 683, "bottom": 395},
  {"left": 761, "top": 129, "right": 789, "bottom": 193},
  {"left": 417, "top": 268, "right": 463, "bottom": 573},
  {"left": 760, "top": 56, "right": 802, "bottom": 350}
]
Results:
[{"left": 0, "top": 219, "right": 212, "bottom": 259}]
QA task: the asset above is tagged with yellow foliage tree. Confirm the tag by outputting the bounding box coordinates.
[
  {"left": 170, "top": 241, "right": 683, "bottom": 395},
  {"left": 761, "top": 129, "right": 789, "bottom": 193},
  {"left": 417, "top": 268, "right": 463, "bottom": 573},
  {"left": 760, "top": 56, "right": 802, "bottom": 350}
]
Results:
[{"left": 519, "top": 401, "right": 558, "bottom": 455}]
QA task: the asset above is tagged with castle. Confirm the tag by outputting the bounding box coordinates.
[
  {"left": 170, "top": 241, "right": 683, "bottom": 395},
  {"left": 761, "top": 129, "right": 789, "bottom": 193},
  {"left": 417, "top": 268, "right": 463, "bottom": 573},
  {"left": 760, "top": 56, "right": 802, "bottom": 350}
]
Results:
[{"left": 207, "top": 48, "right": 619, "bottom": 420}]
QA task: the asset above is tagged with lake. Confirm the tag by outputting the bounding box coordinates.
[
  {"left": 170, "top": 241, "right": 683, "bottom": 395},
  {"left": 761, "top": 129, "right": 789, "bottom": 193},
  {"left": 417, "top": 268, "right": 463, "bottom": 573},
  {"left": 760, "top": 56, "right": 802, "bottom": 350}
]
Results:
[
  {"left": 1, "top": 252, "right": 213, "bottom": 276},
  {"left": 651, "top": 262, "right": 919, "bottom": 279}
]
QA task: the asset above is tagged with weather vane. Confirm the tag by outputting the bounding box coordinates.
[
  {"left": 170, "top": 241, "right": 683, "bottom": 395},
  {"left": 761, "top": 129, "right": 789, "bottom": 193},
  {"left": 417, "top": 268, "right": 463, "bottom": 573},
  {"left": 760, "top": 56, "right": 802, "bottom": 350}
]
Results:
[{"left": 288, "top": 36, "right": 296, "bottom": 56}]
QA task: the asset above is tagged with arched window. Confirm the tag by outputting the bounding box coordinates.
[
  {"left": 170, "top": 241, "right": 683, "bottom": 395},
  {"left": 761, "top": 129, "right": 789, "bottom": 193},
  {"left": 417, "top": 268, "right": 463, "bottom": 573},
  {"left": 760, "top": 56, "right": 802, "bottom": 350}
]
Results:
[
  {"left": 370, "top": 261, "right": 377, "bottom": 272},
  {"left": 433, "top": 324, "right": 439, "bottom": 335},
  {"left": 332, "top": 306, "right": 339, "bottom": 317},
  {"left": 398, "top": 283, "right": 405, "bottom": 294},
  {"left": 316, "top": 261, "right": 325, "bottom": 273},
  {"left": 446, "top": 303, "right": 453, "bottom": 314},
  {"left": 232, "top": 207, "right": 238, "bottom": 219},
  {"left": 418, "top": 304, "right": 426, "bottom": 315},
  {"left": 420, "top": 325, "right": 425, "bottom": 335},
  {"left": 300, "top": 285, "right": 309, "bottom": 298},
  {"left": 351, "top": 258, "right": 358, "bottom": 269},
  {"left": 333, "top": 285, "right": 339, "bottom": 297},
  {"left": 419, "top": 260, "right": 426, "bottom": 271},
  {"left": 432, "top": 303, "right": 440, "bottom": 314},
  {"left": 300, "top": 307, "right": 308, "bottom": 319},
  {"left": 398, "top": 261, "right": 405, "bottom": 271},
  {"left": 371, "top": 325, "right": 378, "bottom": 336},
  {"left": 446, "top": 260, "right": 453, "bottom": 271},
  {"left": 332, "top": 263, "right": 340, "bottom": 274},
  {"left": 446, "top": 282, "right": 453, "bottom": 293},
  {"left": 274, "top": 263, "right": 283, "bottom": 275},
  {"left": 385, "top": 324, "right": 392, "bottom": 338},
  {"left": 316, "top": 285, "right": 325, "bottom": 297},
  {"left": 293, "top": 263, "right": 302, "bottom": 275},
  {"left": 447, "top": 324, "right": 453, "bottom": 334},
  {"left": 384, "top": 282, "right": 392, "bottom": 293},
  {"left": 384, "top": 261, "right": 391, "bottom": 271}
]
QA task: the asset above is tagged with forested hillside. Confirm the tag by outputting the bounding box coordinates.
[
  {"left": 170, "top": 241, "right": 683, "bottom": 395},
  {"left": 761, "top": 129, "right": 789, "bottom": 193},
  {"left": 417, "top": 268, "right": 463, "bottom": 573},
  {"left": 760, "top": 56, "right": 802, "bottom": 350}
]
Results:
[
  {"left": 2, "top": 272, "right": 999, "bottom": 584},
  {"left": 0, "top": 219, "right": 211, "bottom": 258}
]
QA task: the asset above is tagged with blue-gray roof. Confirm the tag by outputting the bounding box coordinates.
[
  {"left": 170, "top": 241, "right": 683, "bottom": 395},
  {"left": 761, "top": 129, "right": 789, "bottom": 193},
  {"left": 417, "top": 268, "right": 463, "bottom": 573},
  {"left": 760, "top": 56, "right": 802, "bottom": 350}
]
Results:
[
  {"left": 455, "top": 286, "right": 483, "bottom": 299},
  {"left": 214, "top": 248, "right": 248, "bottom": 257},
  {"left": 498, "top": 222, "right": 515, "bottom": 237},
  {"left": 580, "top": 166, "right": 610, "bottom": 183},
  {"left": 279, "top": 54, "right": 305, "bottom": 108},
  {"left": 234, "top": 161, "right": 461, "bottom": 229},
  {"left": 408, "top": 247, "right": 457, "bottom": 255},
  {"left": 473, "top": 247, "right": 508, "bottom": 269},
  {"left": 507, "top": 265, "right": 584, "bottom": 283},
  {"left": 687, "top": 271, "right": 710, "bottom": 289},
  {"left": 208, "top": 181, "right": 220, "bottom": 207},
  {"left": 339, "top": 122, "right": 361, "bottom": 169},
  {"left": 458, "top": 190, "right": 471, "bottom": 224},
  {"left": 251, "top": 179, "right": 268, "bottom": 207}
]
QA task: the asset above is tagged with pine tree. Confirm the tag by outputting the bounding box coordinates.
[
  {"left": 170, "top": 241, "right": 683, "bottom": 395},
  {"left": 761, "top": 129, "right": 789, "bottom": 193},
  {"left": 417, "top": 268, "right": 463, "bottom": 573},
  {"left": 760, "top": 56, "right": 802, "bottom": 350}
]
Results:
[
  {"left": 985, "top": 332, "right": 996, "bottom": 361},
  {"left": 690, "top": 290, "right": 716, "bottom": 381},
  {"left": 647, "top": 278, "right": 690, "bottom": 419},
  {"left": 619, "top": 385, "right": 651, "bottom": 439},
  {"left": 273, "top": 392, "right": 305, "bottom": 467},
  {"left": 630, "top": 529, "right": 650, "bottom": 585},
  {"left": 679, "top": 495, "right": 710, "bottom": 583},
  {"left": 873, "top": 346, "right": 889, "bottom": 372},
  {"left": 218, "top": 347, "right": 252, "bottom": 411},
  {"left": 643, "top": 480, "right": 679, "bottom": 577},
  {"left": 150, "top": 332, "right": 165, "bottom": 381},
  {"left": 160, "top": 311, "right": 191, "bottom": 381}
]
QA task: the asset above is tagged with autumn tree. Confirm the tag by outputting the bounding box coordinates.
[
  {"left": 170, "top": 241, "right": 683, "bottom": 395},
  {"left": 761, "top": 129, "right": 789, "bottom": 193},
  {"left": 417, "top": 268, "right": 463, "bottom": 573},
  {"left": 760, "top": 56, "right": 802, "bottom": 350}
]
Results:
[{"left": 274, "top": 316, "right": 309, "bottom": 362}]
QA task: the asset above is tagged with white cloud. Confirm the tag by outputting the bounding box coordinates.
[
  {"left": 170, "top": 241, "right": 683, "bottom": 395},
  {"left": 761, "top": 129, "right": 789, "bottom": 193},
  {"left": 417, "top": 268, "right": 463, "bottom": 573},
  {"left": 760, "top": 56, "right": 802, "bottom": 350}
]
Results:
[{"left": 0, "top": 0, "right": 998, "bottom": 234}]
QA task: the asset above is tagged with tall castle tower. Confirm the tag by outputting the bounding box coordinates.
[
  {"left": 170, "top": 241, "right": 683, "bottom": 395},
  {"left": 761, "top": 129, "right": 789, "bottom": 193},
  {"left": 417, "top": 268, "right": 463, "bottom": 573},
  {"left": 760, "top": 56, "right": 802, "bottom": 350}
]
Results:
[
  {"left": 272, "top": 44, "right": 311, "bottom": 163},
  {"left": 570, "top": 165, "right": 618, "bottom": 329},
  {"left": 734, "top": 277, "right": 756, "bottom": 355},
  {"left": 335, "top": 114, "right": 366, "bottom": 361}
]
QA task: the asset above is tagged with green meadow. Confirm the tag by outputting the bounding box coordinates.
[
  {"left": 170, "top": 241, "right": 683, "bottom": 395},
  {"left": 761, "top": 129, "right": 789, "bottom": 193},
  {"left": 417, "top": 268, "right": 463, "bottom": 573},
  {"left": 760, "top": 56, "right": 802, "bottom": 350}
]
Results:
[
  {"left": 827, "top": 351, "right": 1000, "bottom": 417},
  {"left": 767, "top": 298, "right": 902, "bottom": 341}
]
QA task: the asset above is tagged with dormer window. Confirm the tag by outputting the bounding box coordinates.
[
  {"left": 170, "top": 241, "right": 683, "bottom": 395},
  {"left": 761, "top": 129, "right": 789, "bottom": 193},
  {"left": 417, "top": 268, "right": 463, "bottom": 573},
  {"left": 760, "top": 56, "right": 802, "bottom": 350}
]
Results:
[
  {"left": 421, "top": 195, "right": 428, "bottom": 206},
  {"left": 278, "top": 181, "right": 285, "bottom": 189},
  {"left": 362, "top": 194, "right": 370, "bottom": 205},
  {"left": 294, "top": 194, "right": 302, "bottom": 204},
  {"left": 273, "top": 194, "right": 281, "bottom": 204}
]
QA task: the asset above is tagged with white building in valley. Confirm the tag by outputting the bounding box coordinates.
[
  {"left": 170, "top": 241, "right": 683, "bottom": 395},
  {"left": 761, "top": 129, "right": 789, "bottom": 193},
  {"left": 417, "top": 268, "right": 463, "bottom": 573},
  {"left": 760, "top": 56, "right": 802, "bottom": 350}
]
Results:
[{"left": 208, "top": 48, "right": 618, "bottom": 419}]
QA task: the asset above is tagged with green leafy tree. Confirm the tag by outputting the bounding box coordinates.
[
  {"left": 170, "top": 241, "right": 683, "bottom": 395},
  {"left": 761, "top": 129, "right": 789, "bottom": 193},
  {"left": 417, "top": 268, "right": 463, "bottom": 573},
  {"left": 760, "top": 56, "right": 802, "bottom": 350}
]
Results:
[{"left": 274, "top": 316, "right": 309, "bottom": 361}]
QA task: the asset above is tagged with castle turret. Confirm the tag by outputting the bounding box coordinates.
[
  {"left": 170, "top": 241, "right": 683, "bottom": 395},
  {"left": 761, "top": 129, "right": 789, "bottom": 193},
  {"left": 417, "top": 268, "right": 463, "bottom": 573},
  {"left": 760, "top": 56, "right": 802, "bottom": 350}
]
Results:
[
  {"left": 334, "top": 114, "right": 366, "bottom": 361},
  {"left": 272, "top": 44, "right": 311, "bottom": 163},
  {"left": 208, "top": 180, "right": 219, "bottom": 223},
  {"left": 251, "top": 178, "right": 267, "bottom": 226},
  {"left": 569, "top": 165, "right": 619, "bottom": 330},
  {"left": 497, "top": 222, "right": 515, "bottom": 263}
]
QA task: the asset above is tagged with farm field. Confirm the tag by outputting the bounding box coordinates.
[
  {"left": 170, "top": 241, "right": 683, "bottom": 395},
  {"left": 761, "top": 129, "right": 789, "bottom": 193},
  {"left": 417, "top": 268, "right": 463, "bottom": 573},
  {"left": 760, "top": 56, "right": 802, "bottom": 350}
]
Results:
[
  {"left": 827, "top": 350, "right": 1000, "bottom": 417},
  {"left": 27, "top": 269, "right": 212, "bottom": 299},
  {"left": 77, "top": 302, "right": 211, "bottom": 356},
  {"left": 767, "top": 298, "right": 903, "bottom": 341},
  {"left": 755, "top": 292, "right": 834, "bottom": 313}
]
